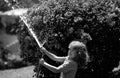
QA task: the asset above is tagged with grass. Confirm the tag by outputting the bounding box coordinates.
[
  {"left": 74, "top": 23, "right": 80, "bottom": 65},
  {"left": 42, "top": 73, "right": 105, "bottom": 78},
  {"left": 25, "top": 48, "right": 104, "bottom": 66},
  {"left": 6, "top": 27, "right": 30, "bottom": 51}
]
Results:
[{"left": 0, "top": 66, "right": 36, "bottom": 78}]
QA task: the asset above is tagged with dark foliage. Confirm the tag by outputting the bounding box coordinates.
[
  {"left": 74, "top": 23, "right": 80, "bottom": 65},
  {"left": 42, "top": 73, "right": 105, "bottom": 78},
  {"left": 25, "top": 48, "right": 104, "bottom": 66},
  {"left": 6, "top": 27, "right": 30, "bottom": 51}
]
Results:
[
  {"left": 17, "top": 0, "right": 120, "bottom": 78},
  {"left": 0, "top": 0, "right": 10, "bottom": 12}
]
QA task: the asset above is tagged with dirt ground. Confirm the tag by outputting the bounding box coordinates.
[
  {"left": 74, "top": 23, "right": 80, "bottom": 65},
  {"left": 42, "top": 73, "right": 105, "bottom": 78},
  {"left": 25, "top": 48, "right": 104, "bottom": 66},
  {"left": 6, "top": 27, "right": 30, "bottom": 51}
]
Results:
[{"left": 0, "top": 66, "right": 35, "bottom": 78}]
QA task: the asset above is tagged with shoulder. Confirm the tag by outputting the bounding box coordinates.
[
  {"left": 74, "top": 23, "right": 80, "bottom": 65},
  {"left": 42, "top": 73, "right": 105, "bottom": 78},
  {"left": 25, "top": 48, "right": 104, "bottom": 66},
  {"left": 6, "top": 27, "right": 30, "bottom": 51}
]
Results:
[
  {"left": 58, "top": 59, "right": 77, "bottom": 72},
  {"left": 70, "top": 60, "right": 78, "bottom": 67},
  {"left": 65, "top": 59, "right": 78, "bottom": 68}
]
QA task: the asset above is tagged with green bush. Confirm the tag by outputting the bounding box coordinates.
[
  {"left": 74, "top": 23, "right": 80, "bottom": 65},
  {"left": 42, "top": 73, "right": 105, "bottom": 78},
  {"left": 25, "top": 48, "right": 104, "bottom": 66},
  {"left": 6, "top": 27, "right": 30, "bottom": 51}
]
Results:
[{"left": 18, "top": 0, "right": 120, "bottom": 78}]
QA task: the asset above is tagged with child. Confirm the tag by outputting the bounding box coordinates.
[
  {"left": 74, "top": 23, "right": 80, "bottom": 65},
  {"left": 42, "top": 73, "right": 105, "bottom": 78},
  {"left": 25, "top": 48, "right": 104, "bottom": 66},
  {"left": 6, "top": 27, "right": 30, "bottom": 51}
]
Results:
[{"left": 39, "top": 41, "right": 90, "bottom": 78}]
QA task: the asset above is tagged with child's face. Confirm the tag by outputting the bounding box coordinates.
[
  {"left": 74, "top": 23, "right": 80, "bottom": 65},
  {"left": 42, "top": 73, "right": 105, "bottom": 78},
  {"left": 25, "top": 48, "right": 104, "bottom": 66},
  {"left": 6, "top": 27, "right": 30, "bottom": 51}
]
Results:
[{"left": 68, "top": 46, "right": 77, "bottom": 59}]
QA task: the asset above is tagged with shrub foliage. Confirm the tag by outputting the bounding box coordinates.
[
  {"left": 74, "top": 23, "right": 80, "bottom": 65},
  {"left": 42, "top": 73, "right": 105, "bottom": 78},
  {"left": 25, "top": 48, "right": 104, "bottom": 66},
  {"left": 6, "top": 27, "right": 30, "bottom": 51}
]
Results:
[{"left": 18, "top": 0, "right": 120, "bottom": 78}]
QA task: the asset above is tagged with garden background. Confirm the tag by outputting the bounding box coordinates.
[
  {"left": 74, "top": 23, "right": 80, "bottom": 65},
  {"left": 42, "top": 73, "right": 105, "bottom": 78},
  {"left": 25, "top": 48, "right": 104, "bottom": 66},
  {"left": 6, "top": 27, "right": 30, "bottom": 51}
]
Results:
[{"left": 0, "top": 0, "right": 120, "bottom": 78}]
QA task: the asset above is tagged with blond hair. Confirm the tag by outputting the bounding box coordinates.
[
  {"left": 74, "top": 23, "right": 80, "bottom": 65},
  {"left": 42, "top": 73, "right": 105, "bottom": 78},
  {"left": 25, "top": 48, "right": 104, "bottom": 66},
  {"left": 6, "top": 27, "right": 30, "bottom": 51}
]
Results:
[{"left": 69, "top": 41, "right": 90, "bottom": 69}]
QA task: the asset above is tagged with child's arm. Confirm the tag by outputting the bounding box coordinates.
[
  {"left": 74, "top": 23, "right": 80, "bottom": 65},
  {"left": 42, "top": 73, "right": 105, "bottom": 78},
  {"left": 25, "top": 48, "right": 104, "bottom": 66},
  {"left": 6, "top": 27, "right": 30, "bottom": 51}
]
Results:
[
  {"left": 40, "top": 47, "right": 66, "bottom": 63},
  {"left": 39, "top": 58, "right": 75, "bottom": 73}
]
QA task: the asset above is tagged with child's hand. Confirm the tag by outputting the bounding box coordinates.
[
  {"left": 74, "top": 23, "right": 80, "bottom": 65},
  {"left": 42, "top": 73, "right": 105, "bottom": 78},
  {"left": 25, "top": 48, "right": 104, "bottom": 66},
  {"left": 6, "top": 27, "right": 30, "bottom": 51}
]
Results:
[
  {"left": 40, "top": 47, "right": 45, "bottom": 51},
  {"left": 39, "top": 58, "right": 45, "bottom": 65},
  {"left": 40, "top": 47, "right": 47, "bottom": 54}
]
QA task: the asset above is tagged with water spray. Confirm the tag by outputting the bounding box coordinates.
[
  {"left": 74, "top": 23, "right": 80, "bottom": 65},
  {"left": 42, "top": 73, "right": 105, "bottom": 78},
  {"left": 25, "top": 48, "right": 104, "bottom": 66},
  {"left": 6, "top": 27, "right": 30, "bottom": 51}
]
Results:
[{"left": 4, "top": 0, "right": 46, "bottom": 51}]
